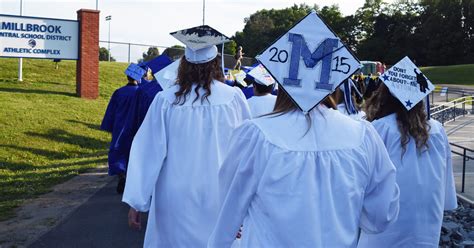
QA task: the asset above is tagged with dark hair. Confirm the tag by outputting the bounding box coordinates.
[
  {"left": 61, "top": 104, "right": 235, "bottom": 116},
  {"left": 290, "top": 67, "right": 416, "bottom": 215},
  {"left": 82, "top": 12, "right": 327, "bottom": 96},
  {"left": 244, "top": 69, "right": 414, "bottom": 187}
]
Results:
[
  {"left": 174, "top": 56, "right": 225, "bottom": 105},
  {"left": 363, "top": 77, "right": 382, "bottom": 100},
  {"left": 365, "top": 84, "right": 430, "bottom": 155},
  {"left": 268, "top": 89, "right": 336, "bottom": 135},
  {"left": 253, "top": 82, "right": 274, "bottom": 95},
  {"left": 271, "top": 88, "right": 337, "bottom": 115},
  {"left": 332, "top": 88, "right": 344, "bottom": 104},
  {"left": 127, "top": 76, "right": 135, "bottom": 83}
]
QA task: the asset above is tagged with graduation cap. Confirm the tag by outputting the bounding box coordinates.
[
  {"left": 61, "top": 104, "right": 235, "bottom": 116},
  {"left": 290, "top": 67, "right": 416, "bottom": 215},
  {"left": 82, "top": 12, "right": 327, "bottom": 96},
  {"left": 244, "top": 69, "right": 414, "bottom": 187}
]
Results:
[
  {"left": 141, "top": 55, "right": 173, "bottom": 74},
  {"left": 170, "top": 25, "right": 230, "bottom": 64},
  {"left": 154, "top": 59, "right": 181, "bottom": 89},
  {"left": 256, "top": 11, "right": 360, "bottom": 113},
  {"left": 230, "top": 70, "right": 247, "bottom": 87},
  {"left": 248, "top": 64, "right": 276, "bottom": 86},
  {"left": 379, "top": 56, "right": 434, "bottom": 110},
  {"left": 125, "top": 63, "right": 147, "bottom": 81}
]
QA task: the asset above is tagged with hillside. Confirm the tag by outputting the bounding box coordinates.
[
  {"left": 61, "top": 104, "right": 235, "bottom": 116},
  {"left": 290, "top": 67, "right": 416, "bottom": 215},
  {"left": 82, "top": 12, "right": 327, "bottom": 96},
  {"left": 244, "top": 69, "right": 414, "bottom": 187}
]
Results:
[
  {"left": 421, "top": 64, "right": 474, "bottom": 85},
  {"left": 0, "top": 58, "right": 127, "bottom": 220}
]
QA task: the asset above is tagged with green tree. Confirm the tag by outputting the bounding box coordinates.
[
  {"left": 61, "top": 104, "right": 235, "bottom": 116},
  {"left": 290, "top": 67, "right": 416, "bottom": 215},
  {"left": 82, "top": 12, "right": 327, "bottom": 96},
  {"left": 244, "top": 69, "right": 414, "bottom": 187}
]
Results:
[
  {"left": 141, "top": 47, "right": 160, "bottom": 62},
  {"left": 162, "top": 45, "right": 184, "bottom": 60},
  {"left": 99, "top": 47, "right": 116, "bottom": 62},
  {"left": 229, "top": 0, "right": 474, "bottom": 66},
  {"left": 234, "top": 4, "right": 318, "bottom": 57},
  {"left": 462, "top": 0, "right": 474, "bottom": 63},
  {"left": 354, "top": 0, "right": 385, "bottom": 40},
  {"left": 416, "top": 0, "right": 466, "bottom": 65},
  {"left": 217, "top": 40, "right": 237, "bottom": 56},
  {"left": 356, "top": 2, "right": 423, "bottom": 64},
  {"left": 318, "top": 5, "right": 359, "bottom": 50}
]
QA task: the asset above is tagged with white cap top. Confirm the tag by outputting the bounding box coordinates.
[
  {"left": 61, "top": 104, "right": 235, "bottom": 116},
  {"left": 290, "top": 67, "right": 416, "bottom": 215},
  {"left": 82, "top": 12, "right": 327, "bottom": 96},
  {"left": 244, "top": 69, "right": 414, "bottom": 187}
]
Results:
[
  {"left": 380, "top": 56, "right": 434, "bottom": 110},
  {"left": 170, "top": 25, "right": 230, "bottom": 64},
  {"left": 248, "top": 64, "right": 276, "bottom": 86},
  {"left": 256, "top": 11, "right": 360, "bottom": 113}
]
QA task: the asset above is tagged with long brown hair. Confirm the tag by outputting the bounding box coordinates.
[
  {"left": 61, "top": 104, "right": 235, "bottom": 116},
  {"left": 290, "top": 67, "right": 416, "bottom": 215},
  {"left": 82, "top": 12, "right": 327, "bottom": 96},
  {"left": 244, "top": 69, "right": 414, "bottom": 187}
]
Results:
[
  {"left": 174, "top": 56, "right": 225, "bottom": 105},
  {"left": 269, "top": 88, "right": 336, "bottom": 135},
  {"left": 365, "top": 84, "right": 430, "bottom": 155},
  {"left": 272, "top": 88, "right": 337, "bottom": 115}
]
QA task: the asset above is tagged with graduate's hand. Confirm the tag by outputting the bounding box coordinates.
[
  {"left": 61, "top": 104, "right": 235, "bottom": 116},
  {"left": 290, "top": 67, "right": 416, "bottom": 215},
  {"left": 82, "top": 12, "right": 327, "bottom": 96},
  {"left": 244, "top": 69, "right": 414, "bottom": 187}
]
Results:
[
  {"left": 236, "top": 226, "right": 242, "bottom": 239},
  {"left": 128, "top": 208, "right": 141, "bottom": 230}
]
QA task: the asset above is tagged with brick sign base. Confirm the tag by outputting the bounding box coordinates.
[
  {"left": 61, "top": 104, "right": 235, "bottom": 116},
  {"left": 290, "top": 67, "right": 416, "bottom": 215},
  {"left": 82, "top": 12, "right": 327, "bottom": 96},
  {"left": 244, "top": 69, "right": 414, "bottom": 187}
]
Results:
[{"left": 76, "top": 9, "right": 100, "bottom": 99}]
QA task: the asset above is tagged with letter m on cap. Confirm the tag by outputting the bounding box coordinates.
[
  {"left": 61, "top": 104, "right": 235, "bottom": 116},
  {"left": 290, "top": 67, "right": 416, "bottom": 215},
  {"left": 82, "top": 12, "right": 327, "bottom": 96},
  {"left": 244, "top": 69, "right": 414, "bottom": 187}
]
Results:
[{"left": 283, "top": 34, "right": 338, "bottom": 90}]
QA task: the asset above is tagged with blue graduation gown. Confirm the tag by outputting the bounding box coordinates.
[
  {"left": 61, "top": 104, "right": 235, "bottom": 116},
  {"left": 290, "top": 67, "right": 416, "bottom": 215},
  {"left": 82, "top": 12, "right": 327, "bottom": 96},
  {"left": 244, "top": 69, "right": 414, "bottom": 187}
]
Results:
[
  {"left": 241, "top": 86, "right": 254, "bottom": 99},
  {"left": 101, "top": 83, "right": 139, "bottom": 175},
  {"left": 114, "top": 81, "right": 163, "bottom": 172}
]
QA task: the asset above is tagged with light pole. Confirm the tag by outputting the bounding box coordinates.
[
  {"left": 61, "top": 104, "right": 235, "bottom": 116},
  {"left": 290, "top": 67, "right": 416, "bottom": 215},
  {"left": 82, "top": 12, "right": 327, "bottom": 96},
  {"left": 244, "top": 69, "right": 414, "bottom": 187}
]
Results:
[
  {"left": 18, "top": 0, "right": 23, "bottom": 81},
  {"left": 96, "top": 0, "right": 98, "bottom": 10},
  {"left": 105, "top": 15, "right": 112, "bottom": 62},
  {"left": 202, "top": 0, "right": 205, "bottom": 25}
]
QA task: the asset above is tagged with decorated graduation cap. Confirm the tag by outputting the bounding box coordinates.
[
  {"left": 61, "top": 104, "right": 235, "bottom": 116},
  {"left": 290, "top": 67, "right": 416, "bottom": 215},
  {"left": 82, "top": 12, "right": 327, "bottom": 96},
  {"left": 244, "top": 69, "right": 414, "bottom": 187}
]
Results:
[
  {"left": 248, "top": 64, "right": 276, "bottom": 86},
  {"left": 231, "top": 70, "right": 247, "bottom": 87},
  {"left": 154, "top": 59, "right": 181, "bottom": 89},
  {"left": 256, "top": 10, "right": 360, "bottom": 113},
  {"left": 170, "top": 25, "right": 230, "bottom": 64},
  {"left": 125, "top": 63, "right": 147, "bottom": 81},
  {"left": 379, "top": 56, "right": 434, "bottom": 110}
]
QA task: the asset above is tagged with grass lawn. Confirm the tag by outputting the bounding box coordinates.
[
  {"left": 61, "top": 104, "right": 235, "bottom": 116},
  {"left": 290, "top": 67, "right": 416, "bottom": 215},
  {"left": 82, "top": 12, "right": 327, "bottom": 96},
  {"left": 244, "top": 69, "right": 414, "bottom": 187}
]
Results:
[
  {"left": 0, "top": 58, "right": 127, "bottom": 220},
  {"left": 421, "top": 64, "right": 474, "bottom": 86}
]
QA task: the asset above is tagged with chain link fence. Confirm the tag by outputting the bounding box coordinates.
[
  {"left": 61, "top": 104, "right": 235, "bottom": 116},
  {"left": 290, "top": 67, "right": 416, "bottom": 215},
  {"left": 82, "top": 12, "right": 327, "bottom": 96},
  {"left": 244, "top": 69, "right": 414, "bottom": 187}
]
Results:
[{"left": 98, "top": 40, "right": 256, "bottom": 68}]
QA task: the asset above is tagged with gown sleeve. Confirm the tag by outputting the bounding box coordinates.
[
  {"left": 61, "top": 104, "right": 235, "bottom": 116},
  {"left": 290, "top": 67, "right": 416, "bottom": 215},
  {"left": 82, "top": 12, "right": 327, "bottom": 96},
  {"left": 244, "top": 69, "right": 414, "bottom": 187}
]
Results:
[
  {"left": 122, "top": 94, "right": 168, "bottom": 212},
  {"left": 100, "top": 91, "right": 117, "bottom": 132},
  {"left": 208, "top": 122, "right": 265, "bottom": 248},
  {"left": 359, "top": 122, "right": 400, "bottom": 234},
  {"left": 440, "top": 124, "right": 458, "bottom": 210}
]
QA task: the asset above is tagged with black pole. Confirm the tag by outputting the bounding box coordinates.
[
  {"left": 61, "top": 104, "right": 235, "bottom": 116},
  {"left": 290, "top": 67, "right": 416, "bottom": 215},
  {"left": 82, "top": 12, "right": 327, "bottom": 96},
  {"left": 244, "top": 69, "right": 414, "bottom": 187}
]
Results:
[{"left": 462, "top": 149, "right": 466, "bottom": 193}]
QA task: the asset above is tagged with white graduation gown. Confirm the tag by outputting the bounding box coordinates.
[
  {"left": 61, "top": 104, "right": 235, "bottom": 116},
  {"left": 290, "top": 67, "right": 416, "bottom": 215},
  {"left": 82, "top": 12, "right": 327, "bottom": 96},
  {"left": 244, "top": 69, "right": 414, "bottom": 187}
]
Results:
[
  {"left": 122, "top": 80, "right": 251, "bottom": 247},
  {"left": 208, "top": 107, "right": 400, "bottom": 248},
  {"left": 358, "top": 114, "right": 457, "bottom": 248},
  {"left": 247, "top": 94, "right": 277, "bottom": 118},
  {"left": 337, "top": 103, "right": 366, "bottom": 120}
]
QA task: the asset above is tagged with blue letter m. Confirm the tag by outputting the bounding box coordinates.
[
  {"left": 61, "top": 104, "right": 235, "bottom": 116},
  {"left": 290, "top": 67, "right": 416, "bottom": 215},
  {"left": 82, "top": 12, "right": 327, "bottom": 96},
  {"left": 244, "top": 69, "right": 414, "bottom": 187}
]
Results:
[{"left": 283, "top": 34, "right": 338, "bottom": 90}]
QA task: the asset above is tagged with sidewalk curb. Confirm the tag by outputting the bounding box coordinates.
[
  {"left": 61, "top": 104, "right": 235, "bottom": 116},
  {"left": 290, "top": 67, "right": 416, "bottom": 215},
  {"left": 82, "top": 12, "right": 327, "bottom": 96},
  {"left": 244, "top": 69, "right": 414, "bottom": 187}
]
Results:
[
  {"left": 457, "top": 193, "right": 474, "bottom": 207},
  {"left": 0, "top": 165, "right": 113, "bottom": 248}
]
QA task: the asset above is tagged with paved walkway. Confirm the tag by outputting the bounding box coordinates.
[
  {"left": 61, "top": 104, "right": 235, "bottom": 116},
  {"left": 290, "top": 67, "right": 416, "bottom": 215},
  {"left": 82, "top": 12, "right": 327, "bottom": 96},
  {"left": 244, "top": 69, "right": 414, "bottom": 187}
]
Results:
[
  {"left": 445, "top": 115, "right": 474, "bottom": 203},
  {"left": 29, "top": 178, "right": 147, "bottom": 248}
]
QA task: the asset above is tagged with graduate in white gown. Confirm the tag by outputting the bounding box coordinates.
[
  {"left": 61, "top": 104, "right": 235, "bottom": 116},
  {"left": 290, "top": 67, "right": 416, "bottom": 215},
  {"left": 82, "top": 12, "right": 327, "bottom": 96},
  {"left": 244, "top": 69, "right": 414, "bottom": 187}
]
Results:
[
  {"left": 245, "top": 64, "right": 277, "bottom": 118},
  {"left": 122, "top": 25, "right": 251, "bottom": 247},
  {"left": 359, "top": 74, "right": 457, "bottom": 247},
  {"left": 209, "top": 11, "right": 400, "bottom": 245},
  {"left": 208, "top": 89, "right": 400, "bottom": 247}
]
